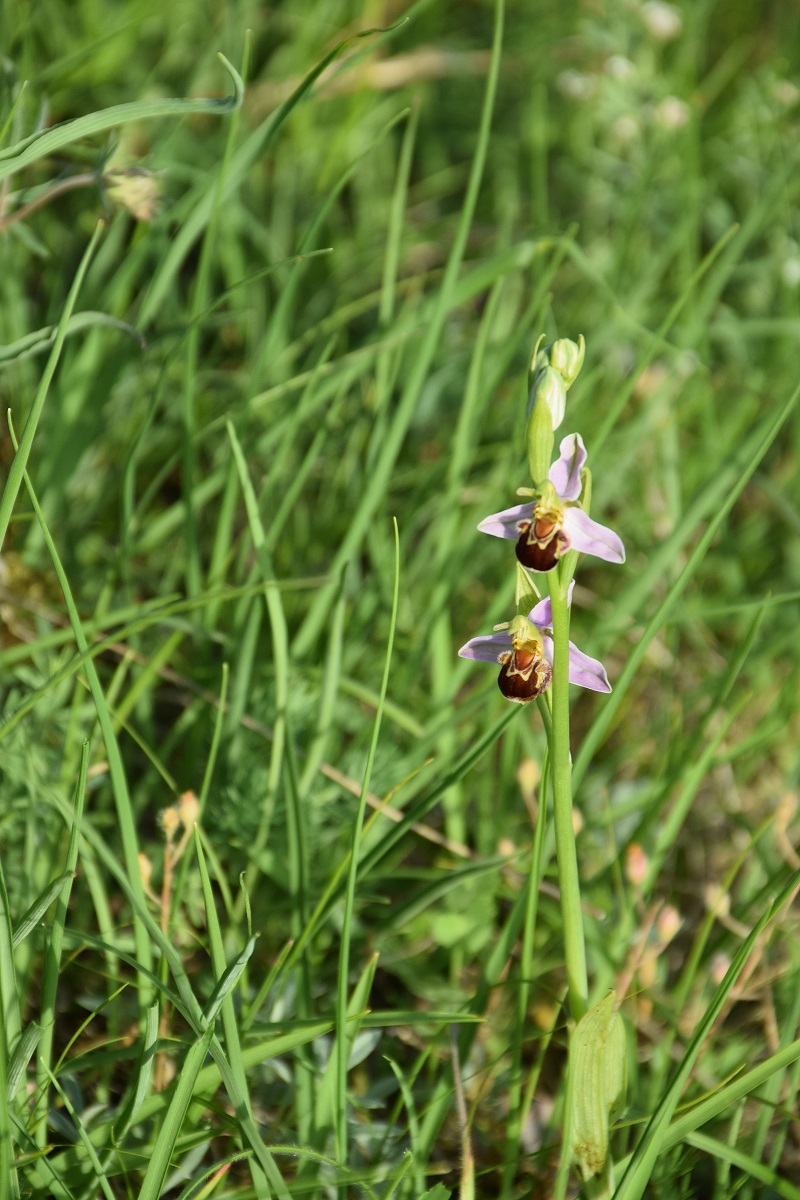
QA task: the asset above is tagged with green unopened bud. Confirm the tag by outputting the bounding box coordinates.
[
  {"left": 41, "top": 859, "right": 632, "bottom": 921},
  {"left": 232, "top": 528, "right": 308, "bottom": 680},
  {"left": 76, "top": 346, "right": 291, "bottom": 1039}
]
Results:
[
  {"left": 571, "top": 992, "right": 627, "bottom": 1181},
  {"left": 548, "top": 334, "right": 585, "bottom": 387},
  {"left": 531, "top": 365, "right": 567, "bottom": 429},
  {"left": 530, "top": 334, "right": 585, "bottom": 388},
  {"left": 527, "top": 390, "right": 555, "bottom": 487}
]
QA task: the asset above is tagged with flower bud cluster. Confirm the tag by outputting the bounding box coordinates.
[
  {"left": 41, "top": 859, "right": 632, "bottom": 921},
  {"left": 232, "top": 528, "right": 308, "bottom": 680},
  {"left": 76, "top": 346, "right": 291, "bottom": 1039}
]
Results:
[
  {"left": 459, "top": 334, "right": 625, "bottom": 704},
  {"left": 527, "top": 335, "right": 585, "bottom": 486}
]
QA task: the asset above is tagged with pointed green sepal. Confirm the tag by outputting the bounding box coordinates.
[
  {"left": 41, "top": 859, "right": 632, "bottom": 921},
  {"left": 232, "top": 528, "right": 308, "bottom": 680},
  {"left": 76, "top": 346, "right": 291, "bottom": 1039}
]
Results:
[{"left": 514, "top": 561, "right": 539, "bottom": 616}]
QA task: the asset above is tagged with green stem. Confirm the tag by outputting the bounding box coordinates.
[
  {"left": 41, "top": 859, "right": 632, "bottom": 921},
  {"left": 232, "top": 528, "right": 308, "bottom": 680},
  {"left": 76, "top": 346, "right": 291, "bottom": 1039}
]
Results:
[{"left": 547, "top": 571, "right": 588, "bottom": 1021}]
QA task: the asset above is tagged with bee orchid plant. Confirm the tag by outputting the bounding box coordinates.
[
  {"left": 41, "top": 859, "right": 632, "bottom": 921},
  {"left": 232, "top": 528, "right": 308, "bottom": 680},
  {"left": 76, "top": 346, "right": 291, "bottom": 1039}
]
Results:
[{"left": 458, "top": 335, "right": 628, "bottom": 1186}]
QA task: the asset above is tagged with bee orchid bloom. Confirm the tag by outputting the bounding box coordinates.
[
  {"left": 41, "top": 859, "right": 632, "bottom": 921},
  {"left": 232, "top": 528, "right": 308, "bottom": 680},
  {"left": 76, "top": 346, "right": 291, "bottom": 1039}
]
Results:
[
  {"left": 478, "top": 433, "right": 626, "bottom": 572},
  {"left": 458, "top": 588, "right": 611, "bottom": 702}
]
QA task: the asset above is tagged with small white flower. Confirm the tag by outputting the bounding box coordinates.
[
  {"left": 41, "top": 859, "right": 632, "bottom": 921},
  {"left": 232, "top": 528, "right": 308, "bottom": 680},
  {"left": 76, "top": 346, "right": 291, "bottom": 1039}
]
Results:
[
  {"left": 557, "top": 70, "right": 595, "bottom": 100},
  {"left": 640, "top": 0, "right": 683, "bottom": 41},
  {"left": 773, "top": 80, "right": 800, "bottom": 109},
  {"left": 781, "top": 256, "right": 800, "bottom": 287},
  {"left": 611, "top": 114, "right": 640, "bottom": 145},
  {"left": 605, "top": 55, "right": 636, "bottom": 81},
  {"left": 654, "top": 96, "right": 690, "bottom": 130}
]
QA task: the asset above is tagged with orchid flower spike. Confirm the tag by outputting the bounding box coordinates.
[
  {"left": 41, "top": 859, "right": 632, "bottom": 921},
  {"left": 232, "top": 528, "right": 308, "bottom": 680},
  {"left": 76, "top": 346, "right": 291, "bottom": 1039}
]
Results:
[
  {"left": 458, "top": 584, "right": 611, "bottom": 703},
  {"left": 479, "top": 433, "right": 626, "bottom": 572}
]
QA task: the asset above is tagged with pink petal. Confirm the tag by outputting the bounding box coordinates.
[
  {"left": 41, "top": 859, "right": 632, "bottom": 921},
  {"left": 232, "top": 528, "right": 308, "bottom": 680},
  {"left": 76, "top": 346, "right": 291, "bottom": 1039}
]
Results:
[
  {"left": 549, "top": 433, "right": 587, "bottom": 501},
  {"left": 563, "top": 507, "right": 625, "bottom": 563},
  {"left": 567, "top": 641, "right": 611, "bottom": 692},
  {"left": 529, "top": 595, "right": 553, "bottom": 627},
  {"left": 528, "top": 580, "right": 575, "bottom": 630},
  {"left": 458, "top": 631, "right": 511, "bottom": 664},
  {"left": 542, "top": 635, "right": 611, "bottom": 692},
  {"left": 477, "top": 502, "right": 533, "bottom": 540}
]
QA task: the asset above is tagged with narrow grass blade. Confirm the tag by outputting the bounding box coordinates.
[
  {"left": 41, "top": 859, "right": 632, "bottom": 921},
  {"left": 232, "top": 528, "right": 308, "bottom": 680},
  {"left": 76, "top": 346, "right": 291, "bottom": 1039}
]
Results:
[
  {"left": 0, "top": 989, "right": 11, "bottom": 1200},
  {"left": 357, "top": 706, "right": 519, "bottom": 884},
  {"left": 382, "top": 1150, "right": 415, "bottom": 1200},
  {"left": 226, "top": 418, "right": 290, "bottom": 888},
  {"left": 0, "top": 862, "right": 22, "bottom": 1100},
  {"left": 202, "top": 935, "right": 258, "bottom": 1024},
  {"left": 0, "top": 55, "right": 243, "bottom": 181},
  {"left": 638, "top": 600, "right": 766, "bottom": 892},
  {"left": 325, "top": 955, "right": 380, "bottom": 1138},
  {"left": 42, "top": 1067, "right": 116, "bottom": 1200},
  {"left": 0, "top": 312, "right": 143, "bottom": 365},
  {"left": 11, "top": 873, "right": 72, "bottom": 947},
  {"left": 11, "top": 1110, "right": 77, "bottom": 1199},
  {"left": 8, "top": 418, "right": 154, "bottom": 1023},
  {"left": 385, "top": 1060, "right": 425, "bottom": 1196},
  {"left": 139, "top": 30, "right": 388, "bottom": 325},
  {"left": 112, "top": 1004, "right": 159, "bottom": 1138},
  {"left": 573, "top": 380, "right": 800, "bottom": 790},
  {"left": 136, "top": 1024, "right": 217, "bottom": 1200},
  {"left": 193, "top": 830, "right": 270, "bottom": 1198},
  {"left": 6, "top": 1023, "right": 39, "bottom": 1101},
  {"left": 122, "top": 1019, "right": 337, "bottom": 1132},
  {"left": 0, "top": 223, "right": 102, "bottom": 550},
  {"left": 47, "top": 815, "right": 289, "bottom": 1200},
  {"left": 181, "top": 39, "right": 252, "bottom": 595},
  {"left": 293, "top": 0, "right": 507, "bottom": 657},
  {"left": 33, "top": 742, "right": 88, "bottom": 1139},
  {"left": 335, "top": 519, "right": 401, "bottom": 1167},
  {"left": 171, "top": 1151, "right": 254, "bottom": 1200},
  {"left": 664, "top": 1034, "right": 800, "bottom": 1150},
  {"left": 0, "top": 580, "right": 318, "bottom": 741},
  {"left": 613, "top": 867, "right": 800, "bottom": 1200},
  {"left": 683, "top": 1131, "right": 800, "bottom": 1200},
  {"left": 501, "top": 756, "right": 550, "bottom": 1197},
  {"left": 251, "top": 105, "right": 410, "bottom": 380}
]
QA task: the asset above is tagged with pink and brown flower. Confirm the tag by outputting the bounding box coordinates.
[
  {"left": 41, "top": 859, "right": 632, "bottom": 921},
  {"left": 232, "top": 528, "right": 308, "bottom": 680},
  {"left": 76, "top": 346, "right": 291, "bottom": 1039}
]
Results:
[
  {"left": 478, "top": 433, "right": 625, "bottom": 572},
  {"left": 458, "top": 586, "right": 610, "bottom": 703}
]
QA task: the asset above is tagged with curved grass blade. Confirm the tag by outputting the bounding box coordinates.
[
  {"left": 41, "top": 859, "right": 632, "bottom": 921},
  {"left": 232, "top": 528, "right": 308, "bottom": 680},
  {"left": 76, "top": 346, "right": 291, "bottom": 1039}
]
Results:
[
  {"left": 0, "top": 579, "right": 323, "bottom": 741},
  {"left": 613, "top": 867, "right": 800, "bottom": 1200},
  {"left": 0, "top": 223, "right": 102, "bottom": 551},
  {"left": 11, "top": 874, "right": 72, "bottom": 948},
  {"left": 226, "top": 418, "right": 290, "bottom": 889},
  {"left": 0, "top": 55, "right": 243, "bottom": 181},
  {"left": 335, "top": 519, "right": 401, "bottom": 1168},
  {"left": 42, "top": 1067, "right": 116, "bottom": 1200},
  {"left": 112, "top": 1004, "right": 159, "bottom": 1138},
  {"left": 8, "top": 415, "right": 155, "bottom": 1025},
  {"left": 194, "top": 829, "right": 269, "bottom": 1198},
  {"left": 683, "top": 1131, "right": 800, "bottom": 1200},
  {"left": 6, "top": 1023, "right": 39, "bottom": 1101},
  {"left": 139, "top": 28, "right": 393, "bottom": 325},
  {"left": 33, "top": 742, "right": 89, "bottom": 1143},
  {"left": 573, "top": 379, "right": 800, "bottom": 791},
  {"left": 292, "top": 0, "right": 507, "bottom": 657},
  {"left": 0, "top": 312, "right": 144, "bottom": 365},
  {"left": 136, "top": 1024, "right": 217, "bottom": 1200}
]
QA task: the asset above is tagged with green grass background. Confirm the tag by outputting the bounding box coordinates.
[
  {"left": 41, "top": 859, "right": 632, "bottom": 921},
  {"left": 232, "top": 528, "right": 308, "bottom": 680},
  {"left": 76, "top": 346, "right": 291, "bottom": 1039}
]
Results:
[{"left": 2, "top": 0, "right": 800, "bottom": 1196}]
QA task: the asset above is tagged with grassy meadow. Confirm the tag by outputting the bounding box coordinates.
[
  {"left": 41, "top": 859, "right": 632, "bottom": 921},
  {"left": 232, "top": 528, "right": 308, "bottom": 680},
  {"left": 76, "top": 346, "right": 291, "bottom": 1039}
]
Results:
[{"left": 2, "top": 0, "right": 800, "bottom": 1196}]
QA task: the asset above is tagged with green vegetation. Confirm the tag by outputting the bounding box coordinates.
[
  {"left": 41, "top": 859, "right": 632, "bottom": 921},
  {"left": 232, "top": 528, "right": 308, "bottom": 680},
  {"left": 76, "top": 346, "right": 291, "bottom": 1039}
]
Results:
[{"left": 2, "top": 1, "right": 800, "bottom": 1196}]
